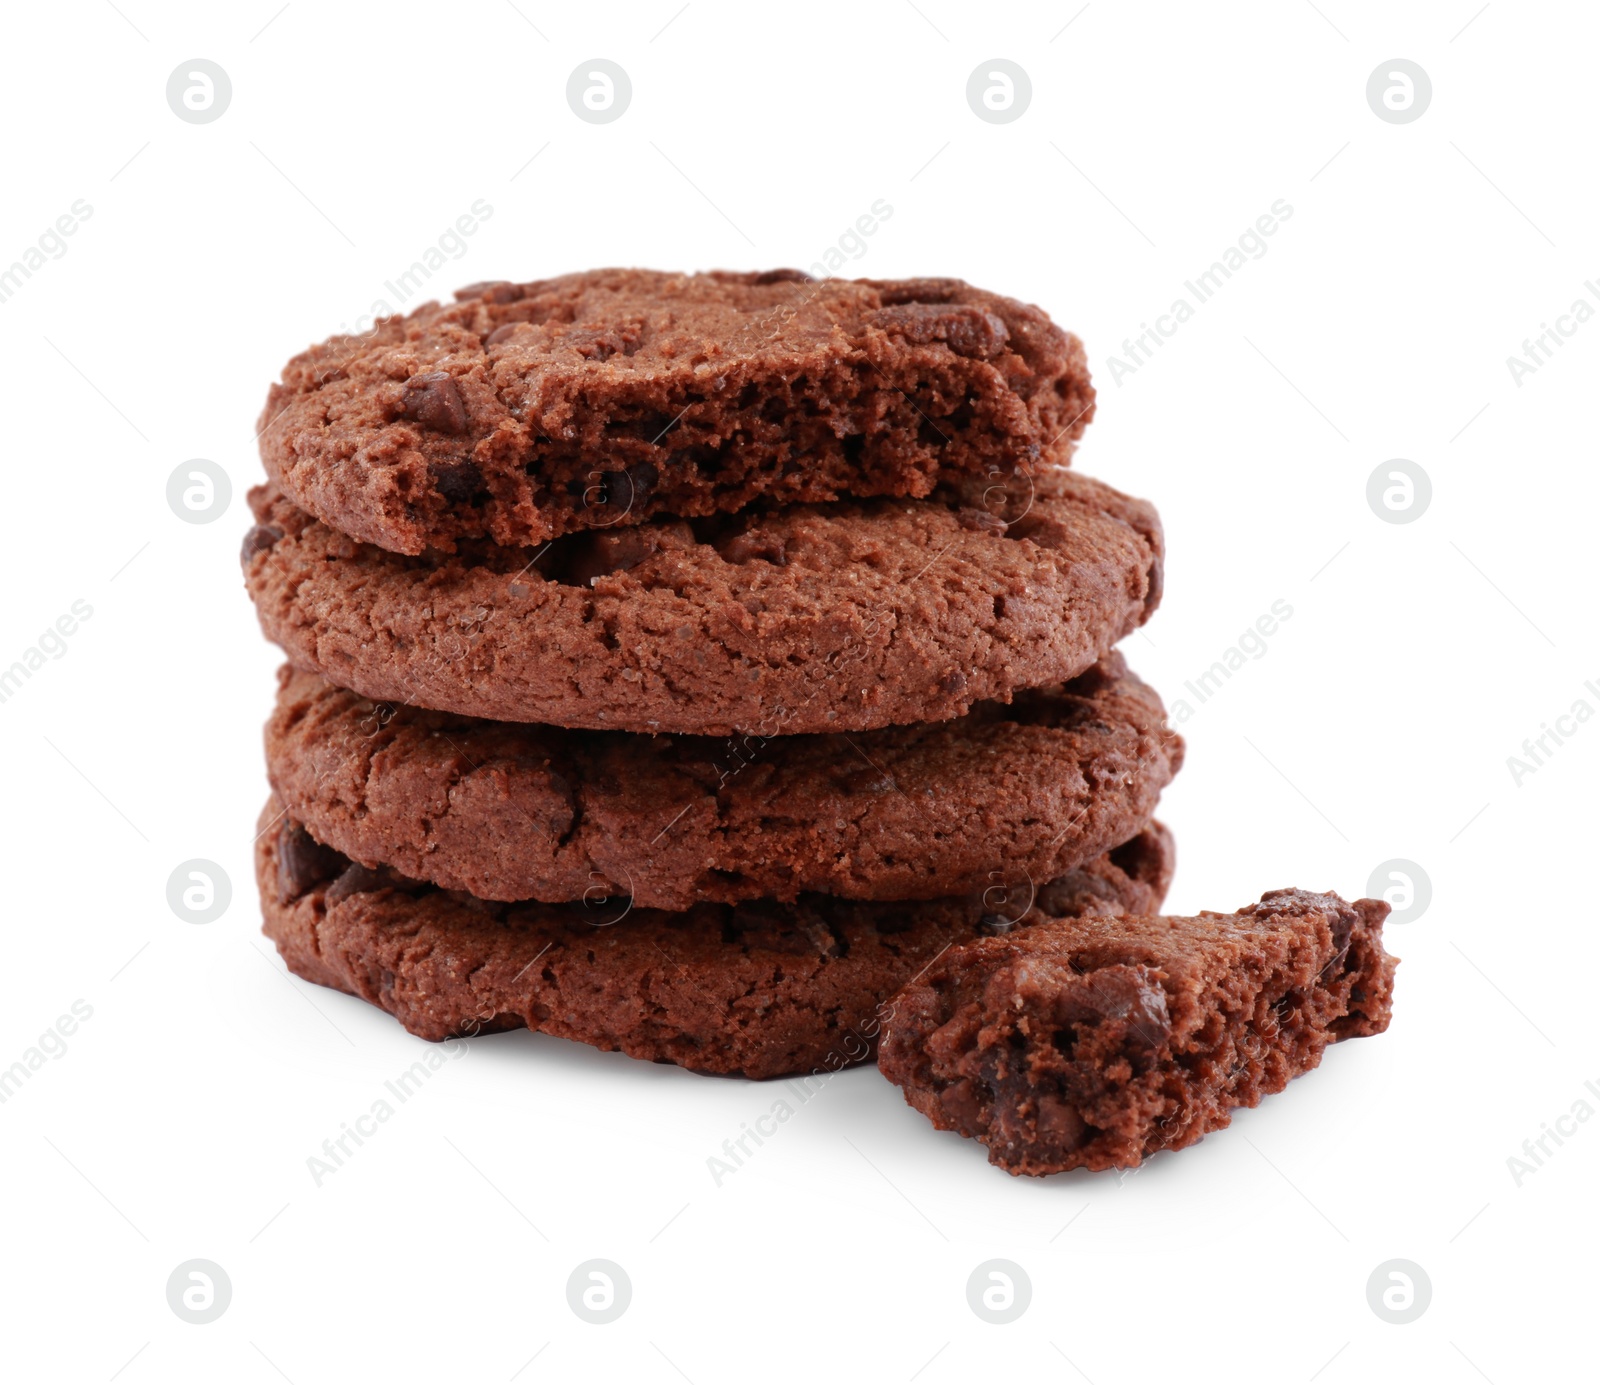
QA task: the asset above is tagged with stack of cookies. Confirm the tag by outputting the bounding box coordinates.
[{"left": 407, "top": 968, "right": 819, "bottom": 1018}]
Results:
[{"left": 244, "top": 270, "right": 1394, "bottom": 1174}]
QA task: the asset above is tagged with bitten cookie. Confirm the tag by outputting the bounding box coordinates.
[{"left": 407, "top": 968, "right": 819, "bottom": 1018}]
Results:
[
  {"left": 879, "top": 889, "right": 1396, "bottom": 1175},
  {"left": 259, "top": 801, "right": 1174, "bottom": 1081},
  {"left": 242, "top": 468, "right": 1162, "bottom": 736},
  {"left": 264, "top": 653, "right": 1182, "bottom": 910},
  {"left": 258, "top": 270, "right": 1096, "bottom": 554}
]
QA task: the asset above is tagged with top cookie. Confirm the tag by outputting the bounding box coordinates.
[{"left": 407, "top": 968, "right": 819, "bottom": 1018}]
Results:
[{"left": 257, "top": 269, "right": 1095, "bottom": 555}]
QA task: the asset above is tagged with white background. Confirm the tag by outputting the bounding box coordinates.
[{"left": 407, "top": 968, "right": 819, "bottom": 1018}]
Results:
[{"left": 1, "top": 1, "right": 1593, "bottom": 1380}]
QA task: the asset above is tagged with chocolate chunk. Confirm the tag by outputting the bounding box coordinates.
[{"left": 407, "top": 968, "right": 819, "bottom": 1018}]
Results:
[
  {"left": 627, "top": 461, "right": 658, "bottom": 498},
  {"left": 1056, "top": 966, "right": 1172, "bottom": 1061},
  {"left": 429, "top": 460, "right": 485, "bottom": 504},
  {"left": 484, "top": 323, "right": 522, "bottom": 347},
  {"left": 876, "top": 302, "right": 1011, "bottom": 358},
  {"left": 1327, "top": 899, "right": 1357, "bottom": 959},
  {"left": 868, "top": 303, "right": 1010, "bottom": 358},
  {"left": 276, "top": 821, "right": 346, "bottom": 904},
  {"left": 401, "top": 371, "right": 468, "bottom": 434},
  {"left": 324, "top": 862, "right": 387, "bottom": 903},
  {"left": 573, "top": 464, "right": 657, "bottom": 515},
  {"left": 977, "top": 913, "right": 1016, "bottom": 937},
  {"left": 240, "top": 523, "right": 284, "bottom": 565},
  {"left": 586, "top": 469, "right": 634, "bottom": 512},
  {"left": 753, "top": 268, "right": 812, "bottom": 285},
  {"left": 1269, "top": 888, "right": 1357, "bottom": 971},
  {"left": 566, "top": 521, "right": 696, "bottom": 585}
]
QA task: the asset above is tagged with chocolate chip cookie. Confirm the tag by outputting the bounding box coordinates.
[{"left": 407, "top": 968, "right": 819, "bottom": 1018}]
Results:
[
  {"left": 879, "top": 889, "right": 1397, "bottom": 1175},
  {"left": 259, "top": 800, "right": 1173, "bottom": 1080},
  {"left": 258, "top": 270, "right": 1096, "bottom": 555},
  {"left": 242, "top": 467, "right": 1162, "bottom": 736},
  {"left": 264, "top": 652, "right": 1181, "bottom": 910}
]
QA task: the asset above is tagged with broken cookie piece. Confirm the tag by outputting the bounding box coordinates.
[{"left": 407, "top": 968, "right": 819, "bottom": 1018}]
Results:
[{"left": 878, "top": 889, "right": 1397, "bottom": 1175}]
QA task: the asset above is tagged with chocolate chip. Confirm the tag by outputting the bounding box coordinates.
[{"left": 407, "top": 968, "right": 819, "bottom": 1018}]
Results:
[
  {"left": 867, "top": 302, "right": 1010, "bottom": 359},
  {"left": 401, "top": 371, "right": 468, "bottom": 434},
  {"left": 484, "top": 323, "right": 522, "bottom": 347},
  {"left": 566, "top": 520, "right": 695, "bottom": 585},
  {"left": 714, "top": 529, "right": 788, "bottom": 566},
  {"left": 939, "top": 670, "right": 967, "bottom": 695},
  {"left": 573, "top": 463, "right": 658, "bottom": 514},
  {"left": 589, "top": 470, "right": 634, "bottom": 511},
  {"left": 240, "top": 523, "right": 284, "bottom": 566},
  {"left": 276, "top": 822, "right": 347, "bottom": 904},
  {"left": 324, "top": 862, "right": 390, "bottom": 904},
  {"left": 977, "top": 913, "right": 1016, "bottom": 936},
  {"left": 1057, "top": 967, "right": 1172, "bottom": 1063},
  {"left": 627, "top": 461, "right": 658, "bottom": 498},
  {"left": 429, "top": 459, "right": 485, "bottom": 504},
  {"left": 752, "top": 268, "right": 812, "bottom": 285},
  {"left": 1328, "top": 902, "right": 1356, "bottom": 957}
]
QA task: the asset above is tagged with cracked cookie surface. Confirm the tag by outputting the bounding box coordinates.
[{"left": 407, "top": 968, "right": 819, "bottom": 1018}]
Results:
[{"left": 258, "top": 269, "right": 1096, "bottom": 555}]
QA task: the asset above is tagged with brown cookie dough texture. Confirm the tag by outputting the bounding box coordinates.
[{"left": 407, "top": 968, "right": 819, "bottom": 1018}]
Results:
[
  {"left": 259, "top": 800, "right": 1174, "bottom": 1080},
  {"left": 258, "top": 270, "right": 1096, "bottom": 555},
  {"left": 879, "top": 889, "right": 1396, "bottom": 1175},
  {"left": 264, "top": 654, "right": 1181, "bottom": 910},
  {"left": 242, "top": 468, "right": 1162, "bottom": 737}
]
